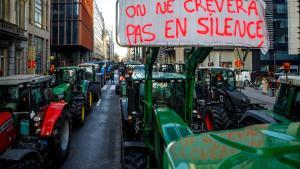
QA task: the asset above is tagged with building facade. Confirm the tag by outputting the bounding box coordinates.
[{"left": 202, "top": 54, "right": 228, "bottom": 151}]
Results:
[
  {"left": 27, "top": 0, "right": 51, "bottom": 74},
  {"left": 93, "top": 1, "right": 105, "bottom": 60},
  {"left": 51, "top": 0, "right": 93, "bottom": 66},
  {"left": 0, "top": 0, "right": 50, "bottom": 76},
  {"left": 254, "top": 0, "right": 300, "bottom": 72},
  {"left": 103, "top": 28, "right": 114, "bottom": 61}
]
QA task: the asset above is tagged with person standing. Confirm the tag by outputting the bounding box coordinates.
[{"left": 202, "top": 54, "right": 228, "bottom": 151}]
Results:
[
  {"left": 262, "top": 77, "right": 268, "bottom": 95},
  {"left": 110, "top": 71, "right": 115, "bottom": 84}
]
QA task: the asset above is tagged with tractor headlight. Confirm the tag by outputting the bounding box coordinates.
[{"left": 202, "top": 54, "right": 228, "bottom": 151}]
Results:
[{"left": 33, "top": 116, "right": 41, "bottom": 127}]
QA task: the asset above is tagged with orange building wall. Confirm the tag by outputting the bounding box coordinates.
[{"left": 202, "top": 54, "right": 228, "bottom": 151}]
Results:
[{"left": 79, "top": 0, "right": 93, "bottom": 50}]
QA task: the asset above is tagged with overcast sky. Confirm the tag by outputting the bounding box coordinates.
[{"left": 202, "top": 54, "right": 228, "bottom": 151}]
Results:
[{"left": 96, "top": 0, "right": 127, "bottom": 58}]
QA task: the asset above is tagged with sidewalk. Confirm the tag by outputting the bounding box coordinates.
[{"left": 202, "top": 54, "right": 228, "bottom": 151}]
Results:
[{"left": 242, "top": 87, "right": 276, "bottom": 110}]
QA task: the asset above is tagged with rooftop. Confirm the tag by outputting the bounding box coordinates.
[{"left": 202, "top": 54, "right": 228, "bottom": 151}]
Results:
[{"left": 0, "top": 75, "right": 51, "bottom": 85}]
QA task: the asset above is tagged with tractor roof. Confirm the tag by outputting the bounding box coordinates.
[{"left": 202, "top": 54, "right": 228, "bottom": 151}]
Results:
[
  {"left": 198, "top": 67, "right": 234, "bottom": 71},
  {"left": 0, "top": 75, "right": 51, "bottom": 85},
  {"left": 78, "top": 63, "right": 98, "bottom": 67},
  {"left": 132, "top": 72, "right": 186, "bottom": 82},
  {"left": 164, "top": 122, "right": 300, "bottom": 169},
  {"left": 278, "top": 76, "right": 300, "bottom": 86},
  {"left": 56, "top": 66, "right": 80, "bottom": 71},
  {"left": 124, "top": 60, "right": 142, "bottom": 65}
]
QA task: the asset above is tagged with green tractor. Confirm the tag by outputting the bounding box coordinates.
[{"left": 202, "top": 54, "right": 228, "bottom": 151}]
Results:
[
  {"left": 78, "top": 63, "right": 102, "bottom": 101},
  {"left": 240, "top": 76, "right": 300, "bottom": 125},
  {"left": 120, "top": 47, "right": 300, "bottom": 169},
  {"left": 53, "top": 66, "right": 92, "bottom": 125}
]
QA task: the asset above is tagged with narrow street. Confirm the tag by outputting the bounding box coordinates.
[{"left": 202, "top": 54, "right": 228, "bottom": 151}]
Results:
[{"left": 60, "top": 75, "right": 121, "bottom": 169}]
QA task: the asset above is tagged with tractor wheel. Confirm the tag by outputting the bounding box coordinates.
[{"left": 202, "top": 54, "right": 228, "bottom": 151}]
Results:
[
  {"left": 71, "top": 100, "right": 86, "bottom": 125},
  {"left": 204, "top": 105, "right": 231, "bottom": 131},
  {"left": 7, "top": 159, "right": 44, "bottom": 169},
  {"left": 123, "top": 149, "right": 147, "bottom": 169},
  {"left": 91, "top": 84, "right": 100, "bottom": 101},
  {"left": 52, "top": 109, "right": 71, "bottom": 163}
]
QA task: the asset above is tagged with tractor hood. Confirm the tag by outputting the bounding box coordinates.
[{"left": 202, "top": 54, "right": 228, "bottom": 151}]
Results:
[
  {"left": 164, "top": 122, "right": 300, "bottom": 169},
  {"left": 225, "top": 89, "right": 250, "bottom": 107},
  {"left": 155, "top": 107, "right": 193, "bottom": 145},
  {"left": 53, "top": 83, "right": 71, "bottom": 95}
]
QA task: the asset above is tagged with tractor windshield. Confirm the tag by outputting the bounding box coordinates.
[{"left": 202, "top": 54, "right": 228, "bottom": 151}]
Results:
[
  {"left": 56, "top": 69, "right": 77, "bottom": 85},
  {"left": 152, "top": 81, "right": 185, "bottom": 113},
  {"left": 0, "top": 85, "right": 19, "bottom": 111}
]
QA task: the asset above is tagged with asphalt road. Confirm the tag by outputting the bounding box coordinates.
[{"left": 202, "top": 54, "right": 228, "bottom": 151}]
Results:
[
  {"left": 59, "top": 78, "right": 121, "bottom": 169},
  {"left": 242, "top": 87, "right": 276, "bottom": 110}
]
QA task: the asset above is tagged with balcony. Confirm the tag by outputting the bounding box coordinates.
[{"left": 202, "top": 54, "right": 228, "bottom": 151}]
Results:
[{"left": 0, "top": 19, "right": 27, "bottom": 41}]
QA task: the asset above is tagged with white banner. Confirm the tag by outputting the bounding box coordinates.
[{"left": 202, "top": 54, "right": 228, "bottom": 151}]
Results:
[{"left": 117, "top": 0, "right": 270, "bottom": 54}]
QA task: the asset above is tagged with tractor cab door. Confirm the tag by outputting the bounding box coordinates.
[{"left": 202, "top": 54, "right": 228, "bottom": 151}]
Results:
[
  {"left": 31, "top": 84, "right": 49, "bottom": 114},
  {"left": 274, "top": 83, "right": 292, "bottom": 116},
  {"left": 290, "top": 87, "right": 300, "bottom": 121}
]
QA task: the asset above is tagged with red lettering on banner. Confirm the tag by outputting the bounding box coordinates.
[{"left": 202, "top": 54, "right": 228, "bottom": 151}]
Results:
[
  {"left": 215, "top": 18, "right": 224, "bottom": 36},
  {"left": 236, "top": 0, "right": 247, "bottom": 14},
  {"left": 247, "top": 21, "right": 256, "bottom": 39},
  {"left": 126, "top": 24, "right": 156, "bottom": 45},
  {"left": 165, "top": 20, "right": 174, "bottom": 38},
  {"left": 206, "top": 0, "right": 215, "bottom": 13},
  {"left": 233, "top": 20, "right": 246, "bottom": 37},
  {"left": 248, "top": 0, "right": 259, "bottom": 16},
  {"left": 215, "top": 0, "right": 225, "bottom": 12},
  {"left": 197, "top": 18, "right": 209, "bottom": 34},
  {"left": 125, "top": 4, "right": 146, "bottom": 18},
  {"left": 256, "top": 20, "right": 263, "bottom": 38},
  {"left": 165, "top": 18, "right": 187, "bottom": 39},
  {"left": 227, "top": 0, "right": 235, "bottom": 13},
  {"left": 195, "top": 0, "right": 206, "bottom": 12},
  {"left": 156, "top": 0, "right": 175, "bottom": 14},
  {"left": 224, "top": 17, "right": 233, "bottom": 36},
  {"left": 184, "top": 0, "right": 195, "bottom": 13}
]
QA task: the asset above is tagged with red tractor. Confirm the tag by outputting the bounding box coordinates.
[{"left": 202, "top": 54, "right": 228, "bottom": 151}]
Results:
[{"left": 0, "top": 75, "right": 71, "bottom": 168}]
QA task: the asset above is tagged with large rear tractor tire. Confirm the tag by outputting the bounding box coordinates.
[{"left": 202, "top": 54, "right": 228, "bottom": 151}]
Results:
[
  {"left": 204, "top": 105, "right": 231, "bottom": 131},
  {"left": 123, "top": 149, "right": 147, "bottom": 169},
  {"left": 52, "top": 109, "right": 71, "bottom": 164},
  {"left": 71, "top": 100, "right": 86, "bottom": 125}
]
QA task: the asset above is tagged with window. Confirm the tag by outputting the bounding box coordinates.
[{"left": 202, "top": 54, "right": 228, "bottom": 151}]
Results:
[
  {"left": 66, "top": 21, "right": 72, "bottom": 44},
  {"left": 0, "top": 0, "right": 9, "bottom": 21},
  {"left": 34, "top": 0, "right": 43, "bottom": 28},
  {"left": 52, "top": 3, "right": 58, "bottom": 21},
  {"left": 0, "top": 48, "right": 6, "bottom": 76},
  {"left": 59, "top": 3, "right": 65, "bottom": 20},
  {"left": 73, "top": 3, "right": 79, "bottom": 19},
  {"left": 34, "top": 36, "right": 44, "bottom": 74},
  {"left": 66, "top": 3, "right": 72, "bottom": 19},
  {"left": 59, "top": 21, "right": 65, "bottom": 44},
  {"left": 276, "top": 4, "right": 287, "bottom": 14},
  {"left": 51, "top": 22, "right": 58, "bottom": 45},
  {"left": 72, "top": 21, "right": 78, "bottom": 44}
]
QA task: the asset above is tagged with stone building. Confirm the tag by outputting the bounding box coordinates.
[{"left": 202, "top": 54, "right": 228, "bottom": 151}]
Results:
[{"left": 0, "top": 0, "right": 51, "bottom": 76}]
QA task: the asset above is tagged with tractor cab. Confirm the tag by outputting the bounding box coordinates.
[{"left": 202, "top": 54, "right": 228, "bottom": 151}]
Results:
[
  {"left": 0, "top": 75, "right": 52, "bottom": 114},
  {"left": 196, "top": 67, "right": 238, "bottom": 101},
  {"left": 154, "top": 63, "right": 186, "bottom": 74},
  {"left": 78, "top": 63, "right": 102, "bottom": 101},
  {"left": 274, "top": 76, "right": 300, "bottom": 121}
]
